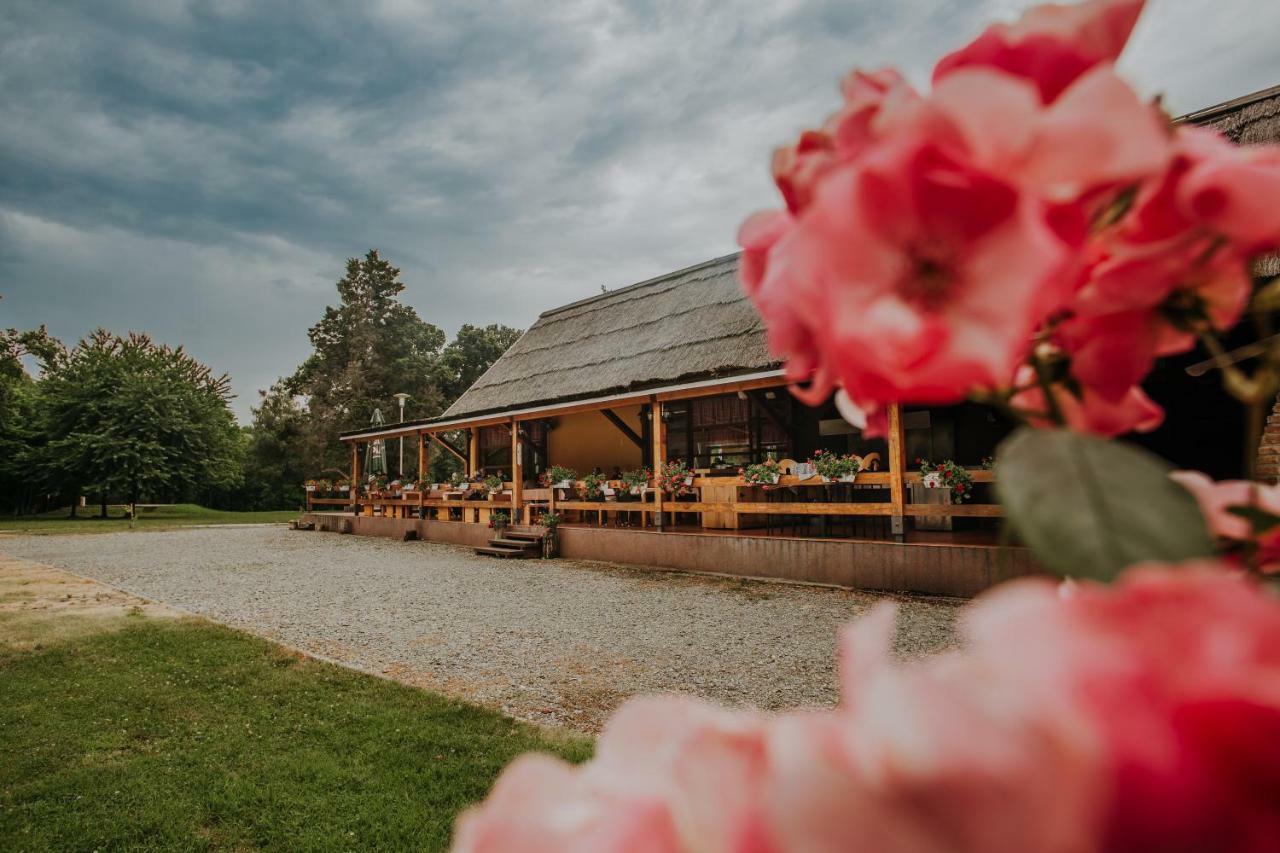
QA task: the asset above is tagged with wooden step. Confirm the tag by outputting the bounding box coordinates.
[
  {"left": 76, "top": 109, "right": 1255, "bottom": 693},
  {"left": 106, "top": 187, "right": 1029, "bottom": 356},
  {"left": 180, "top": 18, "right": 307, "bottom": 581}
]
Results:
[
  {"left": 489, "top": 537, "right": 539, "bottom": 551},
  {"left": 502, "top": 529, "right": 545, "bottom": 541},
  {"left": 474, "top": 546, "right": 527, "bottom": 559}
]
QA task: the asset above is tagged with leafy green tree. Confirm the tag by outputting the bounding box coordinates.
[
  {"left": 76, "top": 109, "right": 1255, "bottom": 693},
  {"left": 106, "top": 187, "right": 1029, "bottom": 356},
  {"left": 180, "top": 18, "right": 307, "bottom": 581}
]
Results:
[
  {"left": 37, "top": 331, "right": 242, "bottom": 512},
  {"left": 437, "top": 323, "right": 522, "bottom": 405},
  {"left": 0, "top": 328, "right": 51, "bottom": 514}
]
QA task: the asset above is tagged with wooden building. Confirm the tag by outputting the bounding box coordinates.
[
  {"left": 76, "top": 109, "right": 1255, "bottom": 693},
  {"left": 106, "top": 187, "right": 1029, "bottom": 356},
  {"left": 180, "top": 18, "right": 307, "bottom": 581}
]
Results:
[{"left": 301, "top": 85, "right": 1280, "bottom": 596}]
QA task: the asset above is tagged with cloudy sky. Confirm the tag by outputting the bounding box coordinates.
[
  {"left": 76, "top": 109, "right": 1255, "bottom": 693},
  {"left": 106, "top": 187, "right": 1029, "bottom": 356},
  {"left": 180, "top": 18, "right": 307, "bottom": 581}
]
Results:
[{"left": 2, "top": 0, "right": 1276, "bottom": 420}]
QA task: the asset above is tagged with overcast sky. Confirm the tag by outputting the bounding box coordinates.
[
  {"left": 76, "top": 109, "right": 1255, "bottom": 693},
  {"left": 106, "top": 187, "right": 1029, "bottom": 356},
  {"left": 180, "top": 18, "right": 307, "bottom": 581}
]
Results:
[{"left": 2, "top": 0, "right": 1277, "bottom": 420}]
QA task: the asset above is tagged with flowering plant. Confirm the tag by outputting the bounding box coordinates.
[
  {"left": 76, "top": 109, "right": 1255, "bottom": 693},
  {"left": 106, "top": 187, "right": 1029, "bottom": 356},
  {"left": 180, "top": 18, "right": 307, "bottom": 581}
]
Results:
[
  {"left": 581, "top": 472, "right": 607, "bottom": 501},
  {"left": 918, "top": 458, "right": 974, "bottom": 502},
  {"left": 489, "top": 510, "right": 509, "bottom": 529},
  {"left": 810, "top": 448, "right": 861, "bottom": 481},
  {"left": 484, "top": 474, "right": 504, "bottom": 493},
  {"left": 741, "top": 458, "right": 783, "bottom": 486},
  {"left": 658, "top": 459, "right": 693, "bottom": 493},
  {"left": 541, "top": 466, "right": 577, "bottom": 488},
  {"left": 455, "top": 1, "right": 1280, "bottom": 850},
  {"left": 448, "top": 470, "right": 468, "bottom": 489},
  {"left": 537, "top": 511, "right": 561, "bottom": 530},
  {"left": 621, "top": 468, "right": 650, "bottom": 492}
]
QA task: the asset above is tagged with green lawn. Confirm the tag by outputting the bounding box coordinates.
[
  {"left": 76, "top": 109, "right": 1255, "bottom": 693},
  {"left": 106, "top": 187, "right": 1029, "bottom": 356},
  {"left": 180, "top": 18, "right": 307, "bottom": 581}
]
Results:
[
  {"left": 0, "top": 503, "right": 300, "bottom": 535},
  {"left": 0, "top": 620, "right": 590, "bottom": 851}
]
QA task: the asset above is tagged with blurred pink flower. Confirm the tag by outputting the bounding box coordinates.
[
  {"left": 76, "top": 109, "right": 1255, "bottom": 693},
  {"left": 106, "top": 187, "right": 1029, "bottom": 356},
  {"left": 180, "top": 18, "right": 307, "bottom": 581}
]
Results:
[
  {"left": 455, "top": 567, "right": 1280, "bottom": 852},
  {"left": 970, "top": 565, "right": 1280, "bottom": 850},
  {"left": 933, "top": 0, "right": 1146, "bottom": 102},
  {"left": 1011, "top": 364, "right": 1163, "bottom": 436}
]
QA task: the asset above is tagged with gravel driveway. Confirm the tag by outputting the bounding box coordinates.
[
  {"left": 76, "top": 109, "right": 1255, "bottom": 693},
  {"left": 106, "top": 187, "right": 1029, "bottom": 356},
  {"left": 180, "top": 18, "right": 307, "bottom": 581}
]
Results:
[{"left": 0, "top": 526, "right": 962, "bottom": 731}]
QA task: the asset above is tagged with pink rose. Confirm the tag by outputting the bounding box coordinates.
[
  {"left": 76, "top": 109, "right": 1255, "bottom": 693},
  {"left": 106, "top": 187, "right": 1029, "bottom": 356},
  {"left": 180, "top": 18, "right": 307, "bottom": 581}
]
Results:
[
  {"left": 933, "top": 0, "right": 1146, "bottom": 103},
  {"left": 969, "top": 566, "right": 1280, "bottom": 851},
  {"left": 1010, "top": 363, "right": 1163, "bottom": 436}
]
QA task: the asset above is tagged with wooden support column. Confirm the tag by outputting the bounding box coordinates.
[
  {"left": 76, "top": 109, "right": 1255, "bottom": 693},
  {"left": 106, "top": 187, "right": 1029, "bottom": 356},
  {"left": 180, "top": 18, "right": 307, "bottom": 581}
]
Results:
[
  {"left": 468, "top": 429, "right": 479, "bottom": 478},
  {"left": 418, "top": 432, "right": 427, "bottom": 483},
  {"left": 350, "top": 442, "right": 361, "bottom": 511},
  {"left": 510, "top": 420, "right": 524, "bottom": 523},
  {"left": 651, "top": 398, "right": 665, "bottom": 530},
  {"left": 887, "top": 402, "right": 907, "bottom": 540}
]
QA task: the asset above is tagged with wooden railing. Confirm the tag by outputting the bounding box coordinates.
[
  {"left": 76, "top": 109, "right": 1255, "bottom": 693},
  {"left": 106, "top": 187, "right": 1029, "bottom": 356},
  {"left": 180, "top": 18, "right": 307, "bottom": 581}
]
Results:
[{"left": 307, "top": 466, "right": 1001, "bottom": 539}]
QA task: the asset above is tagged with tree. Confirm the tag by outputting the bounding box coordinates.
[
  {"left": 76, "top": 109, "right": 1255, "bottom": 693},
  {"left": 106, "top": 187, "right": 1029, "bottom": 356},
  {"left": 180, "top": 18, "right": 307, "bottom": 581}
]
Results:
[
  {"left": 37, "top": 331, "right": 242, "bottom": 511},
  {"left": 0, "top": 326, "right": 60, "bottom": 515},
  {"left": 288, "top": 250, "right": 447, "bottom": 474},
  {"left": 437, "top": 323, "right": 522, "bottom": 405}
]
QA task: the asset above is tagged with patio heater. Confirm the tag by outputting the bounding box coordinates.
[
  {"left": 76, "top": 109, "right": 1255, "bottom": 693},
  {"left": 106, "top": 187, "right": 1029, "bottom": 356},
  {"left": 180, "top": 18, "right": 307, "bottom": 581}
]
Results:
[{"left": 393, "top": 392, "right": 410, "bottom": 477}]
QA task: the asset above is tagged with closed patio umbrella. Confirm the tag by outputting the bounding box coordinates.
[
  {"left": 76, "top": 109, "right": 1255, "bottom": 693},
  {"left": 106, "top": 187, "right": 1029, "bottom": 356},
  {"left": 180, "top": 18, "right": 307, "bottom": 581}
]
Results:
[{"left": 366, "top": 408, "right": 388, "bottom": 479}]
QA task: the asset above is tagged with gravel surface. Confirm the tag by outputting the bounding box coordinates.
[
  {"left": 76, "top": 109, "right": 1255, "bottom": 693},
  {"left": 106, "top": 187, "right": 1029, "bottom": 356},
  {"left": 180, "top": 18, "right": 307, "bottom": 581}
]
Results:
[{"left": 0, "top": 526, "right": 963, "bottom": 731}]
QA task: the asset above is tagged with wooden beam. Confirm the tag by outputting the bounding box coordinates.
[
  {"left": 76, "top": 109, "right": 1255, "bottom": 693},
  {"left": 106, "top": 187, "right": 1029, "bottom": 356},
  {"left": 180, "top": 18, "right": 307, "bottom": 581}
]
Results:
[
  {"left": 427, "top": 432, "right": 466, "bottom": 466},
  {"left": 747, "top": 390, "right": 799, "bottom": 447},
  {"left": 656, "top": 375, "right": 788, "bottom": 403},
  {"left": 600, "top": 409, "right": 645, "bottom": 450},
  {"left": 510, "top": 420, "right": 524, "bottom": 523},
  {"left": 418, "top": 432, "right": 427, "bottom": 482},
  {"left": 652, "top": 398, "right": 665, "bottom": 529},
  {"left": 350, "top": 443, "right": 361, "bottom": 507},
  {"left": 887, "top": 403, "right": 907, "bottom": 537}
]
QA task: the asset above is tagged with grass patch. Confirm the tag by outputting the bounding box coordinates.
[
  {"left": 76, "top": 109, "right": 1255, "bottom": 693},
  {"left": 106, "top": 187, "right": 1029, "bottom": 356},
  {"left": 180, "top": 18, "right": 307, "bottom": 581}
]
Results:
[
  {"left": 0, "top": 619, "right": 591, "bottom": 850},
  {"left": 0, "top": 504, "right": 300, "bottom": 536}
]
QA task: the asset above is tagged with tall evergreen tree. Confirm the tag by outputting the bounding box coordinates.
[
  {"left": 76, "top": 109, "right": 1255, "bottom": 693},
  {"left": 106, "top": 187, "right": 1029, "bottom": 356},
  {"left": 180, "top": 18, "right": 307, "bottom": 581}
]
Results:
[{"left": 288, "top": 250, "right": 446, "bottom": 472}]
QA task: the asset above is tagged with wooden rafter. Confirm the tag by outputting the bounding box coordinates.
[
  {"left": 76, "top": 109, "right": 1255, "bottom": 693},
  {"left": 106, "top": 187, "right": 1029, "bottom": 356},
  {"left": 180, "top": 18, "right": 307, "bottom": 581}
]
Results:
[
  {"left": 600, "top": 409, "right": 645, "bottom": 450},
  {"left": 427, "top": 432, "right": 467, "bottom": 465}
]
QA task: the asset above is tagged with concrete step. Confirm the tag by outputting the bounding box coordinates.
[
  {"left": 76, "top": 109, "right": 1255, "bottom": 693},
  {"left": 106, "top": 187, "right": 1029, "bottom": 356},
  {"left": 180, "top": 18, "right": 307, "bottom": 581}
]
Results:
[{"left": 474, "top": 546, "right": 527, "bottom": 559}]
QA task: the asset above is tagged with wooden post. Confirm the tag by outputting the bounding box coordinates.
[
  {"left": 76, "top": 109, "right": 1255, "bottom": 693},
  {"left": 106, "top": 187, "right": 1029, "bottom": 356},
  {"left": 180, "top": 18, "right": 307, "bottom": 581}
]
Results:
[
  {"left": 510, "top": 420, "right": 524, "bottom": 523},
  {"left": 468, "top": 429, "right": 479, "bottom": 478},
  {"left": 418, "top": 432, "right": 427, "bottom": 483},
  {"left": 652, "top": 398, "right": 665, "bottom": 530},
  {"left": 350, "top": 442, "right": 361, "bottom": 512},
  {"left": 887, "top": 402, "right": 907, "bottom": 540}
]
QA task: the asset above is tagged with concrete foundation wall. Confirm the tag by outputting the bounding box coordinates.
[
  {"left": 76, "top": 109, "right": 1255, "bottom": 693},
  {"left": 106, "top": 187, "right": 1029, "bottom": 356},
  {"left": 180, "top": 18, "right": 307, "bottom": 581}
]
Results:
[{"left": 301, "top": 513, "right": 1039, "bottom": 597}]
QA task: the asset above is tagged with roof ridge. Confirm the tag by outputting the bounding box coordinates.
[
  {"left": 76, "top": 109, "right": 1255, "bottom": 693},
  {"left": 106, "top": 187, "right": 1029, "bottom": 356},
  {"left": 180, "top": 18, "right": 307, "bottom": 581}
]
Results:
[
  {"left": 537, "top": 251, "right": 741, "bottom": 319},
  {"left": 494, "top": 293, "right": 756, "bottom": 365},
  {"left": 460, "top": 329, "right": 772, "bottom": 395},
  {"left": 1177, "top": 83, "right": 1280, "bottom": 125}
]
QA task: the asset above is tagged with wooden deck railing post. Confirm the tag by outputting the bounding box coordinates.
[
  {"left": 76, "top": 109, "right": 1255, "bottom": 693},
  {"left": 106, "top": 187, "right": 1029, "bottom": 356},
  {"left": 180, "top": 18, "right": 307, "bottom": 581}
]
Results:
[
  {"left": 652, "top": 397, "right": 665, "bottom": 530},
  {"left": 350, "top": 442, "right": 361, "bottom": 514},
  {"left": 887, "top": 402, "right": 907, "bottom": 540},
  {"left": 468, "top": 428, "right": 479, "bottom": 479},
  {"left": 418, "top": 431, "right": 427, "bottom": 484},
  {"left": 510, "top": 420, "right": 524, "bottom": 524}
]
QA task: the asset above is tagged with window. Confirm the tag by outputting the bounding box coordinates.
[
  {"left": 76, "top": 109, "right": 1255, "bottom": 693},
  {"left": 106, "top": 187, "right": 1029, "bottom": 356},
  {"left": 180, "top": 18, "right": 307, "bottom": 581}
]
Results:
[{"left": 664, "top": 393, "right": 793, "bottom": 470}]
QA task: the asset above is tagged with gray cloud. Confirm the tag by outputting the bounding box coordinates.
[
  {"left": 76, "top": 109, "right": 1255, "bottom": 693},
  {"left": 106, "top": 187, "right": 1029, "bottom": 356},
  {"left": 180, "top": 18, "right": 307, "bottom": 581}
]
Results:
[{"left": 2, "top": 0, "right": 1276, "bottom": 419}]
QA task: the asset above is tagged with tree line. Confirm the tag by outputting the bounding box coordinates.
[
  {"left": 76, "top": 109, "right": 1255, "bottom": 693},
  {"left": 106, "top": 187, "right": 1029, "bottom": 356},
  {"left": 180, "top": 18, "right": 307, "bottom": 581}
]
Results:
[{"left": 0, "top": 250, "right": 520, "bottom": 515}]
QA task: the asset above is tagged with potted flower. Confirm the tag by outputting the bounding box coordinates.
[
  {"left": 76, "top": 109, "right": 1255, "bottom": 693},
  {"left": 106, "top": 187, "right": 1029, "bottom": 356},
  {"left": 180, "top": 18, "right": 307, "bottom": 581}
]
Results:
[
  {"left": 741, "top": 458, "right": 783, "bottom": 486},
  {"left": 367, "top": 475, "right": 387, "bottom": 498},
  {"left": 538, "top": 511, "right": 560, "bottom": 558},
  {"left": 811, "top": 449, "right": 861, "bottom": 483},
  {"left": 337, "top": 479, "right": 351, "bottom": 493},
  {"left": 918, "top": 458, "right": 974, "bottom": 502},
  {"left": 621, "top": 468, "right": 649, "bottom": 499},
  {"left": 304, "top": 479, "right": 318, "bottom": 493},
  {"left": 449, "top": 471, "right": 468, "bottom": 490},
  {"left": 581, "top": 472, "right": 607, "bottom": 502},
  {"left": 542, "top": 466, "right": 577, "bottom": 489},
  {"left": 489, "top": 509, "right": 510, "bottom": 535},
  {"left": 484, "top": 474, "right": 504, "bottom": 495},
  {"left": 658, "top": 460, "right": 693, "bottom": 493}
]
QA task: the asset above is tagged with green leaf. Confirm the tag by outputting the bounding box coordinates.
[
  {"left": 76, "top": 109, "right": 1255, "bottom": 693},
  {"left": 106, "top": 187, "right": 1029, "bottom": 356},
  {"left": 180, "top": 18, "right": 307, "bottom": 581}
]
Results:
[{"left": 995, "top": 428, "right": 1215, "bottom": 580}]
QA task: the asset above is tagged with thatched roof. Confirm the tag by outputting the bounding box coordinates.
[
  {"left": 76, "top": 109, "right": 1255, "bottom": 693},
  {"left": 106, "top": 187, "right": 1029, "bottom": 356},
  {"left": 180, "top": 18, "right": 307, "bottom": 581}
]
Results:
[{"left": 439, "top": 252, "right": 776, "bottom": 420}]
